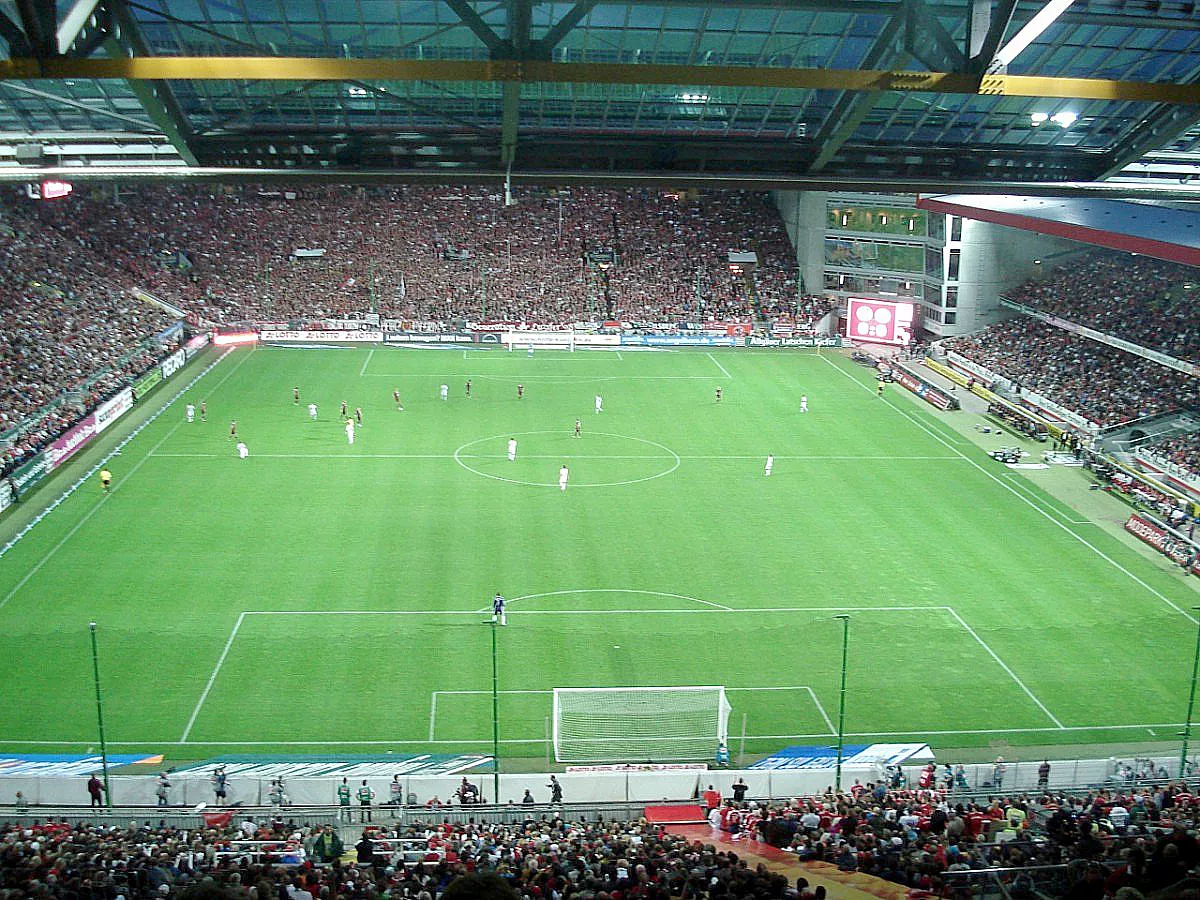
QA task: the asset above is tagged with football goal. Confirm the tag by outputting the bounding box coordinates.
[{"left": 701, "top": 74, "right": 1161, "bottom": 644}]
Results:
[{"left": 552, "top": 686, "right": 732, "bottom": 763}]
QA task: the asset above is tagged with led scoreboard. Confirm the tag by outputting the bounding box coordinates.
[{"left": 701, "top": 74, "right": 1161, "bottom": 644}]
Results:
[{"left": 846, "top": 297, "right": 915, "bottom": 346}]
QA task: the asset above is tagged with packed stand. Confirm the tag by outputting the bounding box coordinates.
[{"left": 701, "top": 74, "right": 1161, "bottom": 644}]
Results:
[
  {"left": 1145, "top": 433, "right": 1200, "bottom": 482},
  {"left": 1006, "top": 251, "right": 1200, "bottom": 364},
  {"left": 944, "top": 317, "right": 1200, "bottom": 428},
  {"left": 0, "top": 215, "right": 177, "bottom": 477},
  {"left": 0, "top": 184, "right": 804, "bottom": 328}
]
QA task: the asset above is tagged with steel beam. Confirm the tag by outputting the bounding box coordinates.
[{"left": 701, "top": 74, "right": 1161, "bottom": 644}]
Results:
[
  {"left": 442, "top": 0, "right": 505, "bottom": 54},
  {"left": 809, "top": 11, "right": 905, "bottom": 172},
  {"left": 13, "top": 0, "right": 56, "bottom": 58},
  {"left": 533, "top": 0, "right": 597, "bottom": 54},
  {"left": 967, "top": 0, "right": 1020, "bottom": 74},
  {"left": 102, "top": 2, "right": 198, "bottom": 165},
  {"left": 1096, "top": 105, "right": 1200, "bottom": 179},
  {"left": 0, "top": 9, "right": 32, "bottom": 56},
  {"left": 56, "top": 0, "right": 103, "bottom": 55},
  {"left": 902, "top": 0, "right": 965, "bottom": 73},
  {"left": 8, "top": 164, "right": 1200, "bottom": 199},
  {"left": 5, "top": 57, "right": 1200, "bottom": 107}
]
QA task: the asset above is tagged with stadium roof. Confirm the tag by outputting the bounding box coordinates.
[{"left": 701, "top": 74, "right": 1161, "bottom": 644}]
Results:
[
  {"left": 2, "top": 1, "right": 1200, "bottom": 193},
  {"left": 916, "top": 194, "right": 1200, "bottom": 265}
]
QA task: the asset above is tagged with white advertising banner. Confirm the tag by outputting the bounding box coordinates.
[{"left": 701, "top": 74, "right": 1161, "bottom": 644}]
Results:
[
  {"left": 260, "top": 330, "right": 383, "bottom": 343},
  {"left": 94, "top": 388, "right": 134, "bottom": 435}
]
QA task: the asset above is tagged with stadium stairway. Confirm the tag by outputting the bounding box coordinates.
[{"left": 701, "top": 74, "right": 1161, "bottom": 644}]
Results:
[{"left": 667, "top": 824, "right": 903, "bottom": 900}]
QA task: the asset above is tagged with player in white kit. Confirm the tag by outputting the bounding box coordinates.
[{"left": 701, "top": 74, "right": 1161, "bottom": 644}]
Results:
[
  {"left": 345, "top": 418, "right": 355, "bottom": 445},
  {"left": 595, "top": 395, "right": 603, "bottom": 414},
  {"left": 236, "top": 441, "right": 249, "bottom": 459},
  {"left": 559, "top": 464, "right": 569, "bottom": 491},
  {"left": 800, "top": 395, "right": 808, "bottom": 413},
  {"left": 308, "top": 402, "right": 318, "bottom": 420},
  {"left": 507, "top": 438, "right": 517, "bottom": 461},
  {"left": 764, "top": 454, "right": 774, "bottom": 476},
  {"left": 440, "top": 383, "right": 449, "bottom": 401},
  {"left": 186, "top": 403, "right": 195, "bottom": 423}
]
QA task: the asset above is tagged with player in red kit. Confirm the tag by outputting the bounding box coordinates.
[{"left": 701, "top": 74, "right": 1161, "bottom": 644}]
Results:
[
  {"left": 229, "top": 419, "right": 237, "bottom": 440},
  {"left": 200, "top": 400, "right": 207, "bottom": 422}
]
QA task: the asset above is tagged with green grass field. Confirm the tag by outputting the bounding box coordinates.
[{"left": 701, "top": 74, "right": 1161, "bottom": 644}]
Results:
[{"left": 1, "top": 344, "right": 1197, "bottom": 762}]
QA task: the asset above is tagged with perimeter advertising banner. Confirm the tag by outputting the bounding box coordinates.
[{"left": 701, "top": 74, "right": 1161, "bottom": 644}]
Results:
[
  {"left": 259, "top": 329, "right": 382, "bottom": 342},
  {"left": 46, "top": 389, "right": 134, "bottom": 471},
  {"left": 9, "top": 452, "right": 52, "bottom": 495},
  {"left": 1124, "top": 513, "right": 1193, "bottom": 566},
  {"left": 845, "top": 297, "right": 914, "bottom": 346},
  {"left": 621, "top": 335, "right": 741, "bottom": 347}
]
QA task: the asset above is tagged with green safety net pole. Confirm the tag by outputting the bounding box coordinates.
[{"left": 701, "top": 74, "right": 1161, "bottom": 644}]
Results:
[
  {"left": 491, "top": 620, "right": 501, "bottom": 804},
  {"left": 834, "top": 614, "right": 850, "bottom": 792},
  {"left": 89, "top": 622, "right": 112, "bottom": 807}
]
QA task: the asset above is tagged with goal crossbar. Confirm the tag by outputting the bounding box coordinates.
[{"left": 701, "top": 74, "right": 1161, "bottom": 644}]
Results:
[{"left": 552, "top": 686, "right": 731, "bottom": 763}]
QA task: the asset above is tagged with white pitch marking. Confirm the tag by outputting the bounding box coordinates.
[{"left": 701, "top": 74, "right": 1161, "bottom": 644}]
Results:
[
  {"left": 820, "top": 354, "right": 1200, "bottom": 626},
  {"left": 7, "top": 721, "right": 1195, "bottom": 746},
  {"left": 0, "top": 348, "right": 255, "bottom": 612},
  {"left": 1003, "top": 475, "right": 1094, "bottom": 525},
  {"left": 360, "top": 347, "right": 375, "bottom": 376},
  {"left": 726, "top": 685, "right": 836, "bottom": 734},
  {"left": 942, "top": 606, "right": 1064, "bottom": 728},
  {"left": 148, "top": 452, "right": 961, "bottom": 461},
  {"left": 707, "top": 352, "right": 732, "bottom": 379},
  {"left": 476, "top": 588, "right": 733, "bottom": 613},
  {"left": 180, "top": 612, "right": 247, "bottom": 742},
  {"left": 241, "top": 605, "right": 943, "bottom": 616},
  {"left": 428, "top": 692, "right": 436, "bottom": 741},
  {"left": 0, "top": 422, "right": 184, "bottom": 613}
]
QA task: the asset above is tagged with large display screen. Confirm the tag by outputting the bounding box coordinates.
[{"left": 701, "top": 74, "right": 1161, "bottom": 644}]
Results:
[{"left": 845, "top": 297, "right": 914, "bottom": 346}]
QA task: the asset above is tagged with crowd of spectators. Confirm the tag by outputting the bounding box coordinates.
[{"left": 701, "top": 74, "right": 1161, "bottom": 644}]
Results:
[
  {"left": 1143, "top": 434, "right": 1200, "bottom": 483},
  {"left": 0, "top": 214, "right": 177, "bottom": 477},
  {"left": 0, "top": 184, "right": 812, "bottom": 329},
  {"left": 1006, "top": 251, "right": 1200, "bottom": 364},
  {"left": 943, "top": 317, "right": 1200, "bottom": 429},
  {"left": 9, "top": 775, "right": 1200, "bottom": 899},
  {"left": 0, "top": 183, "right": 830, "bottom": 473}
]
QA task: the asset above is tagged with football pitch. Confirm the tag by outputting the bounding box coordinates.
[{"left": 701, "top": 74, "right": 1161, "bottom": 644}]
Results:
[{"left": 1, "top": 344, "right": 1197, "bottom": 761}]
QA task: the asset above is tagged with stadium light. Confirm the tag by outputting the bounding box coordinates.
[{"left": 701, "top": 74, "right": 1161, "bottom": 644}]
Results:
[
  {"left": 1179, "top": 607, "right": 1200, "bottom": 778},
  {"left": 833, "top": 614, "right": 851, "bottom": 791},
  {"left": 89, "top": 622, "right": 112, "bottom": 807},
  {"left": 994, "top": 0, "right": 1076, "bottom": 70}
]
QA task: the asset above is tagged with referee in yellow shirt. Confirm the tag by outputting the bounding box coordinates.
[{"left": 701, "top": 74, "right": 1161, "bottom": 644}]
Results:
[{"left": 99, "top": 469, "right": 112, "bottom": 494}]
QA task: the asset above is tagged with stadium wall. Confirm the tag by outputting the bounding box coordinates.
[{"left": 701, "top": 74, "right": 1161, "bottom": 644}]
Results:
[{"left": 0, "top": 755, "right": 1178, "bottom": 808}]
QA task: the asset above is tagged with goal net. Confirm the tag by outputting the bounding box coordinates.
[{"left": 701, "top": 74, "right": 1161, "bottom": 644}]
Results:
[{"left": 552, "top": 686, "right": 732, "bottom": 762}]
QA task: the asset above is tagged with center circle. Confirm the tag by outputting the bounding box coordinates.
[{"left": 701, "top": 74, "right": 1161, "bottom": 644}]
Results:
[{"left": 453, "top": 431, "right": 680, "bottom": 488}]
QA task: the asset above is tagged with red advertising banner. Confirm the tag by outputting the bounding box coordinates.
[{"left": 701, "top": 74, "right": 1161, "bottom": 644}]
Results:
[
  {"left": 47, "top": 413, "right": 98, "bottom": 470},
  {"left": 1124, "top": 514, "right": 1193, "bottom": 566},
  {"left": 845, "top": 298, "right": 914, "bottom": 346}
]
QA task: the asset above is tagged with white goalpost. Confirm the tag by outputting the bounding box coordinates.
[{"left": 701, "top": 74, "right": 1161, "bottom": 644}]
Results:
[{"left": 552, "top": 686, "right": 732, "bottom": 762}]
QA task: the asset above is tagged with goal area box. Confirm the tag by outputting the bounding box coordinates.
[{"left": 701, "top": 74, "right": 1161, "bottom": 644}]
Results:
[{"left": 552, "top": 686, "right": 732, "bottom": 763}]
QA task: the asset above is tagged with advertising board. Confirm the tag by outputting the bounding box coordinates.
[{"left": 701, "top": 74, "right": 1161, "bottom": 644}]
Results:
[{"left": 845, "top": 297, "right": 914, "bottom": 346}]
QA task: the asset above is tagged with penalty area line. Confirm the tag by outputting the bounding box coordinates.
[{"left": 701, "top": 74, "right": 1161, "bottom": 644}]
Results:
[
  {"left": 180, "top": 612, "right": 246, "bottom": 742},
  {"left": 707, "top": 353, "right": 732, "bottom": 379}
]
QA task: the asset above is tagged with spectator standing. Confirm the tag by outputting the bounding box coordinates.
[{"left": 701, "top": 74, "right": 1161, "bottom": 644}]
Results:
[
  {"left": 732, "top": 777, "right": 749, "bottom": 803},
  {"left": 547, "top": 774, "right": 563, "bottom": 803},
  {"left": 357, "top": 779, "right": 375, "bottom": 822},
  {"left": 1038, "top": 759, "right": 1051, "bottom": 789},
  {"left": 703, "top": 783, "right": 721, "bottom": 813},
  {"left": 87, "top": 773, "right": 104, "bottom": 807},
  {"left": 311, "top": 824, "right": 344, "bottom": 863},
  {"left": 156, "top": 773, "right": 171, "bottom": 807},
  {"left": 337, "top": 776, "right": 352, "bottom": 822},
  {"left": 993, "top": 757, "right": 1006, "bottom": 789}
]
